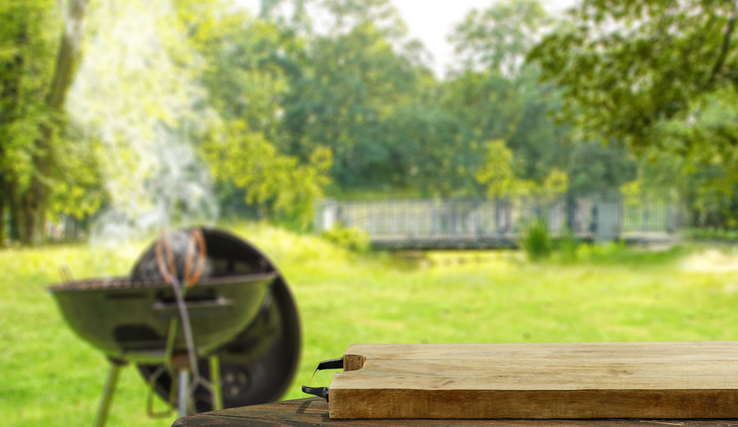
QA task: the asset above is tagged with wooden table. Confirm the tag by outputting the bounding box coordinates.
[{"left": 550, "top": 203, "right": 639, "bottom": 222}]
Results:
[{"left": 172, "top": 398, "right": 738, "bottom": 427}]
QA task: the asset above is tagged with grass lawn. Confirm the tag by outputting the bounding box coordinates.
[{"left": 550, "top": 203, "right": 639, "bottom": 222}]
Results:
[{"left": 2, "top": 223, "right": 738, "bottom": 426}]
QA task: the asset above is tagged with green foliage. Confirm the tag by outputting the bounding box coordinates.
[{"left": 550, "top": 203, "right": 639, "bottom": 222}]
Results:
[
  {"left": 624, "top": 150, "right": 738, "bottom": 229},
  {"left": 443, "top": 0, "right": 641, "bottom": 198},
  {"left": 46, "top": 131, "right": 106, "bottom": 221},
  {"left": 183, "top": 2, "right": 289, "bottom": 134},
  {"left": 440, "top": 67, "right": 572, "bottom": 186},
  {"left": 322, "top": 0, "right": 408, "bottom": 38},
  {"left": 475, "top": 140, "right": 530, "bottom": 196},
  {"left": 529, "top": 0, "right": 738, "bottom": 164},
  {"left": 0, "top": 0, "right": 59, "bottom": 184},
  {"left": 320, "top": 224, "right": 371, "bottom": 252},
  {"left": 528, "top": 0, "right": 738, "bottom": 222},
  {"left": 475, "top": 141, "right": 575, "bottom": 196},
  {"left": 0, "top": 0, "right": 99, "bottom": 245},
  {"left": 379, "top": 105, "right": 474, "bottom": 196},
  {"left": 202, "top": 120, "right": 332, "bottom": 229},
  {"left": 0, "top": 0, "right": 58, "bottom": 244},
  {"left": 567, "top": 142, "right": 637, "bottom": 194},
  {"left": 10, "top": 0, "right": 719, "bottom": 246},
  {"left": 443, "top": 0, "right": 577, "bottom": 191},
  {"left": 278, "top": 13, "right": 433, "bottom": 190},
  {"left": 519, "top": 217, "right": 553, "bottom": 261},
  {"left": 142, "top": 1, "right": 333, "bottom": 229},
  {"left": 449, "top": 0, "right": 551, "bottom": 76}
]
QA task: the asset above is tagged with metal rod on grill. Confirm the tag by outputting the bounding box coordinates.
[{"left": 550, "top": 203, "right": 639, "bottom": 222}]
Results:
[
  {"left": 209, "top": 355, "right": 224, "bottom": 410},
  {"left": 93, "top": 362, "right": 122, "bottom": 427},
  {"left": 157, "top": 228, "right": 215, "bottom": 416},
  {"left": 156, "top": 230, "right": 201, "bottom": 380},
  {"left": 169, "top": 273, "right": 200, "bottom": 382},
  {"left": 177, "top": 369, "right": 190, "bottom": 418},
  {"left": 145, "top": 365, "right": 174, "bottom": 418}
]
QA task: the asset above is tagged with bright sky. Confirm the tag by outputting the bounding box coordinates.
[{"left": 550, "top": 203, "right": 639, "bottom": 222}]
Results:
[{"left": 235, "top": 0, "right": 577, "bottom": 77}]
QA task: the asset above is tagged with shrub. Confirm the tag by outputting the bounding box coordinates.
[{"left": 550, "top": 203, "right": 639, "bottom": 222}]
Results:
[
  {"left": 320, "top": 225, "right": 371, "bottom": 253},
  {"left": 520, "top": 218, "right": 552, "bottom": 261}
]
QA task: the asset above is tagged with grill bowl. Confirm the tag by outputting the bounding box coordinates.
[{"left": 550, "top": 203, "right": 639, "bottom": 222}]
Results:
[{"left": 48, "top": 273, "right": 276, "bottom": 363}]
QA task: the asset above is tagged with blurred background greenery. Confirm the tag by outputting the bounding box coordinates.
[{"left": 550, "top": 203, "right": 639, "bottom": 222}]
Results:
[
  {"left": 5, "top": 0, "right": 738, "bottom": 244},
  {"left": 5, "top": 0, "right": 738, "bottom": 425}
]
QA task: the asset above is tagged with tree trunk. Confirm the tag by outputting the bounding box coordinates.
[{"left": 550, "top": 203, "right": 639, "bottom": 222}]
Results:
[
  {"left": 7, "top": 176, "right": 23, "bottom": 243},
  {"left": 16, "top": 0, "right": 90, "bottom": 246},
  {"left": 0, "top": 26, "right": 25, "bottom": 246},
  {"left": 21, "top": 123, "right": 54, "bottom": 245},
  {"left": 48, "top": 0, "right": 89, "bottom": 111},
  {"left": 0, "top": 174, "right": 5, "bottom": 248}
]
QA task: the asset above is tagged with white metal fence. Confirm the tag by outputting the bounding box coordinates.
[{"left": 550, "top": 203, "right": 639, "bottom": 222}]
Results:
[{"left": 316, "top": 193, "right": 680, "bottom": 248}]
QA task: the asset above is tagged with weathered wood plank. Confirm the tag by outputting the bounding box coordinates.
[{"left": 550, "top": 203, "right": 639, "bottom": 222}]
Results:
[
  {"left": 173, "top": 398, "right": 738, "bottom": 426},
  {"left": 330, "top": 343, "right": 738, "bottom": 419}
]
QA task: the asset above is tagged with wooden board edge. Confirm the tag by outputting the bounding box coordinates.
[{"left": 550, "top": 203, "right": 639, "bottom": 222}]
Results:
[
  {"left": 344, "top": 353, "right": 367, "bottom": 371},
  {"left": 329, "top": 389, "right": 738, "bottom": 420}
]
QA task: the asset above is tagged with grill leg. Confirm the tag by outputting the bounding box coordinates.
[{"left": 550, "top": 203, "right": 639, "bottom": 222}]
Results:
[
  {"left": 178, "top": 369, "right": 191, "bottom": 418},
  {"left": 209, "top": 355, "right": 223, "bottom": 410},
  {"left": 93, "top": 363, "right": 122, "bottom": 427}
]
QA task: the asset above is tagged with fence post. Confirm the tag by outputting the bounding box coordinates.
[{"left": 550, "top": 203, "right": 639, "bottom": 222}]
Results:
[{"left": 595, "top": 192, "right": 622, "bottom": 243}]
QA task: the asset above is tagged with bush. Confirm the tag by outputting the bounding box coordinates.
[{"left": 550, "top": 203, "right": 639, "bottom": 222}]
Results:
[
  {"left": 520, "top": 218, "right": 552, "bottom": 261},
  {"left": 320, "top": 225, "right": 371, "bottom": 253}
]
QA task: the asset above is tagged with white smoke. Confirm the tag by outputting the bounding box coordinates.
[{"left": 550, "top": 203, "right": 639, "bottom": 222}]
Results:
[{"left": 67, "top": 0, "right": 219, "bottom": 245}]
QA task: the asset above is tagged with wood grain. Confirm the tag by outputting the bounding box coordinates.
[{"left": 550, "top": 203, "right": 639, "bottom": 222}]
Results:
[
  {"left": 173, "top": 397, "right": 738, "bottom": 426},
  {"left": 329, "top": 342, "right": 738, "bottom": 419}
]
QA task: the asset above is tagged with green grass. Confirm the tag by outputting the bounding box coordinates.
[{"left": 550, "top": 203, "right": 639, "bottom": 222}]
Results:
[{"left": 3, "top": 223, "right": 738, "bottom": 426}]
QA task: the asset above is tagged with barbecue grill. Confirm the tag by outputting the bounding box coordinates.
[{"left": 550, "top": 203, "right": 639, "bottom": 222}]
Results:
[{"left": 48, "top": 227, "right": 301, "bottom": 426}]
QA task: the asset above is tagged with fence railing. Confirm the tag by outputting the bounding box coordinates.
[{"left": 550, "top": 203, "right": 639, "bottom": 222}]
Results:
[{"left": 315, "top": 193, "right": 681, "bottom": 249}]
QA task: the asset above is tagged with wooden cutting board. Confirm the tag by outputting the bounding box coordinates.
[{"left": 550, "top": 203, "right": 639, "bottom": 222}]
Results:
[{"left": 328, "top": 342, "right": 738, "bottom": 419}]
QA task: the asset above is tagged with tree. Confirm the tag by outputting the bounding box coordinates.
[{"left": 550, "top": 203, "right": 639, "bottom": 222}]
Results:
[
  {"left": 0, "top": 0, "right": 90, "bottom": 245},
  {"left": 443, "top": 0, "right": 571, "bottom": 187},
  {"left": 440, "top": 69, "right": 573, "bottom": 185},
  {"left": 528, "top": 0, "right": 738, "bottom": 224},
  {"left": 380, "top": 105, "right": 473, "bottom": 196},
  {"left": 171, "top": 0, "right": 334, "bottom": 227},
  {"left": 449, "top": 0, "right": 551, "bottom": 76},
  {"left": 201, "top": 120, "right": 332, "bottom": 228},
  {"left": 567, "top": 141, "right": 636, "bottom": 194},
  {"left": 277, "top": 0, "right": 435, "bottom": 190},
  {"left": 529, "top": 0, "right": 738, "bottom": 160},
  {"left": 475, "top": 140, "right": 529, "bottom": 196}
]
